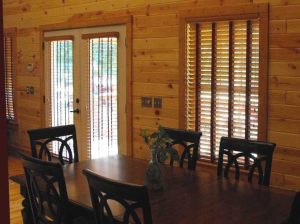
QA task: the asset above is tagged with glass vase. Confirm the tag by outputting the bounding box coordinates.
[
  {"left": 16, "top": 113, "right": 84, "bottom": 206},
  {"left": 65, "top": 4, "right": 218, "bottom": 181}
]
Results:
[{"left": 145, "top": 151, "right": 164, "bottom": 191}]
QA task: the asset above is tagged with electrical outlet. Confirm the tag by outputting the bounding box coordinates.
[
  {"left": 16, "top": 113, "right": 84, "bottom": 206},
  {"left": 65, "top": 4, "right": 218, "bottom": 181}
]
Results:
[
  {"left": 141, "top": 97, "right": 152, "bottom": 107},
  {"left": 154, "top": 97, "right": 162, "bottom": 108}
]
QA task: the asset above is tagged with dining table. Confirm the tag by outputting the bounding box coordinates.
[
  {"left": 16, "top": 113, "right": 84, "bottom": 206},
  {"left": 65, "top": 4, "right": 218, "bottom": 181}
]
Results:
[{"left": 11, "top": 155, "right": 295, "bottom": 224}]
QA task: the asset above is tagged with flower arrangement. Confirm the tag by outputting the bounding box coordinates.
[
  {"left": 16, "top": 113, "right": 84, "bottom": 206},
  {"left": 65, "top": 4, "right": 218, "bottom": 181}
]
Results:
[{"left": 140, "top": 126, "right": 179, "bottom": 163}]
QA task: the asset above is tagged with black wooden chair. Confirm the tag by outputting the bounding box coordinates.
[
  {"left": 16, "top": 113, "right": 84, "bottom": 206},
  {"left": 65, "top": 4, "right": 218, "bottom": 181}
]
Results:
[
  {"left": 18, "top": 152, "right": 88, "bottom": 224},
  {"left": 83, "top": 169, "right": 153, "bottom": 224},
  {"left": 217, "top": 137, "right": 276, "bottom": 186},
  {"left": 162, "top": 127, "right": 202, "bottom": 170},
  {"left": 28, "top": 124, "right": 79, "bottom": 165},
  {"left": 284, "top": 192, "right": 300, "bottom": 224}
]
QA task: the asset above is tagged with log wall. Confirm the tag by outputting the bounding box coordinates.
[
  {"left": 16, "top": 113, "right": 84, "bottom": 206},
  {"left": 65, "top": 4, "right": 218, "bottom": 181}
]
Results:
[{"left": 3, "top": 0, "right": 300, "bottom": 190}]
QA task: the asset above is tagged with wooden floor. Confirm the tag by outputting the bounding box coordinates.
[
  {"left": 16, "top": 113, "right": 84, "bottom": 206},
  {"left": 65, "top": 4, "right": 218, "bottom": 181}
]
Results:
[{"left": 8, "top": 156, "right": 23, "bottom": 224}]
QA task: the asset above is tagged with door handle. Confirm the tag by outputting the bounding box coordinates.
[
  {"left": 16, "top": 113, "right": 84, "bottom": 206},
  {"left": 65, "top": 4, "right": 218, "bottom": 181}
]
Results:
[{"left": 70, "top": 109, "right": 80, "bottom": 114}]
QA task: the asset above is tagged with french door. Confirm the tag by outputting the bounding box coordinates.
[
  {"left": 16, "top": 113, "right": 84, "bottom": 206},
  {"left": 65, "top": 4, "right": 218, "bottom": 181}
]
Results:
[{"left": 44, "top": 25, "right": 127, "bottom": 160}]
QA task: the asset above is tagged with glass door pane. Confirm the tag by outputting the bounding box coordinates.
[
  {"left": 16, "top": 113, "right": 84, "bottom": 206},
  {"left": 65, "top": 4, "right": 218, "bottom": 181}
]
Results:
[
  {"left": 45, "top": 38, "right": 74, "bottom": 156},
  {"left": 88, "top": 37, "right": 118, "bottom": 158},
  {"left": 50, "top": 40, "right": 74, "bottom": 127}
]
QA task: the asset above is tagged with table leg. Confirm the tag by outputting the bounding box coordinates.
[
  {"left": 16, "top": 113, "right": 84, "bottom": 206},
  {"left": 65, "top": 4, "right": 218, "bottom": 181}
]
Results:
[{"left": 20, "top": 185, "right": 33, "bottom": 224}]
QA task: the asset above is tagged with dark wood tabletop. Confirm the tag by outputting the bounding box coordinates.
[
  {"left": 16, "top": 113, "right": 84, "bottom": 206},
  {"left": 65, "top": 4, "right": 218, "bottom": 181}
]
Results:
[
  {"left": 12, "top": 155, "right": 295, "bottom": 224},
  {"left": 60, "top": 155, "right": 294, "bottom": 224}
]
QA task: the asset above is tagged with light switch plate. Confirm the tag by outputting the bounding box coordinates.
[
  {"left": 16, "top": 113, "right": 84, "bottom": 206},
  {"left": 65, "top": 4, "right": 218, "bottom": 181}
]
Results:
[
  {"left": 141, "top": 97, "right": 152, "bottom": 107},
  {"left": 154, "top": 97, "right": 162, "bottom": 108}
]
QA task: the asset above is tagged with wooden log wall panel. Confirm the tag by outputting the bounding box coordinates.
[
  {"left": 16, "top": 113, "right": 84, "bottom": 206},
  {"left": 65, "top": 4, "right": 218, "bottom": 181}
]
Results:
[
  {"left": 270, "top": 20, "right": 287, "bottom": 33},
  {"left": 270, "top": 5, "right": 300, "bottom": 19},
  {"left": 133, "top": 49, "right": 179, "bottom": 61},
  {"left": 133, "top": 37, "right": 179, "bottom": 49},
  {"left": 3, "top": 0, "right": 300, "bottom": 190},
  {"left": 252, "top": 0, "right": 284, "bottom": 5},
  {"left": 133, "top": 115, "right": 178, "bottom": 128},
  {"left": 270, "top": 104, "right": 300, "bottom": 120},
  {"left": 286, "top": 91, "right": 300, "bottom": 106},
  {"left": 134, "top": 26, "right": 179, "bottom": 38},
  {"left": 287, "top": 19, "right": 300, "bottom": 33},
  {"left": 133, "top": 105, "right": 179, "bottom": 118},
  {"left": 269, "top": 118, "right": 300, "bottom": 134},
  {"left": 133, "top": 83, "right": 178, "bottom": 97},
  {"left": 16, "top": 76, "right": 39, "bottom": 92},
  {"left": 269, "top": 131, "right": 300, "bottom": 149},
  {"left": 273, "top": 159, "right": 300, "bottom": 177},
  {"left": 133, "top": 71, "right": 179, "bottom": 84},
  {"left": 270, "top": 76, "right": 300, "bottom": 91},
  {"left": 135, "top": 14, "right": 179, "bottom": 27},
  {"left": 132, "top": 61, "right": 179, "bottom": 73},
  {"left": 269, "top": 90, "right": 286, "bottom": 104},
  {"left": 269, "top": 62, "right": 300, "bottom": 77},
  {"left": 270, "top": 48, "right": 300, "bottom": 61},
  {"left": 270, "top": 34, "right": 300, "bottom": 48},
  {"left": 275, "top": 147, "right": 300, "bottom": 163}
]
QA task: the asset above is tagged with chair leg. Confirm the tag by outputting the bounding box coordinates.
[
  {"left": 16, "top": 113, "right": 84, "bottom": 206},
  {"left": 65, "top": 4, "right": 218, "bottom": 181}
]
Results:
[
  {"left": 20, "top": 186, "right": 34, "bottom": 224},
  {"left": 217, "top": 149, "right": 223, "bottom": 177}
]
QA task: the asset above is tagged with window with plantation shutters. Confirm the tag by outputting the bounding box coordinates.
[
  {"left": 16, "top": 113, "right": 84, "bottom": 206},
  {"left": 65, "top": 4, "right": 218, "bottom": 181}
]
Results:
[
  {"left": 181, "top": 5, "right": 268, "bottom": 163},
  {"left": 4, "top": 30, "right": 17, "bottom": 122}
]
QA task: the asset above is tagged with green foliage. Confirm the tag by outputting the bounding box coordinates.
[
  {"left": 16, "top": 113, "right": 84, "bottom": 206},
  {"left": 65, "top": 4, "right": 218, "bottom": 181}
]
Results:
[{"left": 140, "top": 126, "right": 179, "bottom": 163}]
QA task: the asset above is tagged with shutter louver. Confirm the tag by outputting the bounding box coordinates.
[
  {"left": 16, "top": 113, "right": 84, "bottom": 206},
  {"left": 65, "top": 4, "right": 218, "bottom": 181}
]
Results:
[
  {"left": 4, "top": 34, "right": 16, "bottom": 121},
  {"left": 185, "top": 18, "right": 260, "bottom": 163}
]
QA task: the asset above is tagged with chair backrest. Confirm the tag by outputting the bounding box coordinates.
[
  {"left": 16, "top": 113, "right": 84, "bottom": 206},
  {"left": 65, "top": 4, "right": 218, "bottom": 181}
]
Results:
[
  {"left": 28, "top": 124, "right": 79, "bottom": 165},
  {"left": 217, "top": 137, "right": 276, "bottom": 186},
  {"left": 83, "top": 169, "right": 153, "bottom": 224},
  {"left": 18, "top": 152, "right": 71, "bottom": 224},
  {"left": 287, "top": 192, "right": 300, "bottom": 224},
  {"left": 162, "top": 127, "right": 202, "bottom": 170}
]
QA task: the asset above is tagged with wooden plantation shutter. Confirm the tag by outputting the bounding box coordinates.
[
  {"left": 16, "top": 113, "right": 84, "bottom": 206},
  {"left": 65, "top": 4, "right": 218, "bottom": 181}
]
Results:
[
  {"left": 83, "top": 32, "right": 119, "bottom": 159},
  {"left": 4, "top": 30, "right": 16, "bottom": 121},
  {"left": 184, "top": 18, "right": 264, "bottom": 162}
]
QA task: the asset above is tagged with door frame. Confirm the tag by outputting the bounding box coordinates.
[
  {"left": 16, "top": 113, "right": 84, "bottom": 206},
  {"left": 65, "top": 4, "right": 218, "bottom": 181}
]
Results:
[{"left": 39, "top": 15, "right": 133, "bottom": 157}]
